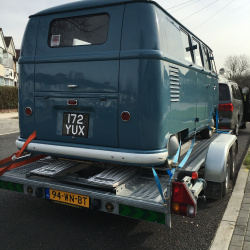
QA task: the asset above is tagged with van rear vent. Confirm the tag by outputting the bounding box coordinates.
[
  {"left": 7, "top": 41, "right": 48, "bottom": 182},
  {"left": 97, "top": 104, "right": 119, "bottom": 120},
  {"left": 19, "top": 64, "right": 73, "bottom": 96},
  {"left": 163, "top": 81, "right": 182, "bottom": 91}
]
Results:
[{"left": 169, "top": 65, "right": 180, "bottom": 102}]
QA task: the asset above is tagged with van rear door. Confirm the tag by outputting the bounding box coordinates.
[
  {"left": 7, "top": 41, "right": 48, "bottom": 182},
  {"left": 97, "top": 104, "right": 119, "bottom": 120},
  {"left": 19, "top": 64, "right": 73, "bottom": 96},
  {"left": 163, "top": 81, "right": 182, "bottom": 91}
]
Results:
[{"left": 34, "top": 6, "right": 124, "bottom": 147}]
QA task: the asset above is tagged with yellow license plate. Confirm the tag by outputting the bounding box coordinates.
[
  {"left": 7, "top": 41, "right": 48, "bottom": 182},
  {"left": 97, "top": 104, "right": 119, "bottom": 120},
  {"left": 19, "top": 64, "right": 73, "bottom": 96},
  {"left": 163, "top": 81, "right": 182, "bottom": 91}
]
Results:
[{"left": 46, "top": 189, "right": 89, "bottom": 208}]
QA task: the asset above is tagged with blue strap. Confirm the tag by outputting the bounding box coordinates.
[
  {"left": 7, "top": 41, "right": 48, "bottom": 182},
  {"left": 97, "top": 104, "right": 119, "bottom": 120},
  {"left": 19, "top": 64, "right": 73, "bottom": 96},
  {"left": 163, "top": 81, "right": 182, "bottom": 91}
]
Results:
[
  {"left": 167, "top": 168, "right": 175, "bottom": 184},
  {"left": 173, "top": 140, "right": 181, "bottom": 164},
  {"left": 215, "top": 108, "right": 219, "bottom": 130},
  {"left": 178, "top": 133, "right": 196, "bottom": 169},
  {"left": 152, "top": 167, "right": 165, "bottom": 204}
]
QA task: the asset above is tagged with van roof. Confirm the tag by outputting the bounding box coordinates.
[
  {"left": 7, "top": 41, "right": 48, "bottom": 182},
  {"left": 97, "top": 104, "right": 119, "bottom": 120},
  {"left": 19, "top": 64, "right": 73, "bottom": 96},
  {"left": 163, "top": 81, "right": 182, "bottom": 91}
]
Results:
[
  {"left": 31, "top": 0, "right": 212, "bottom": 52},
  {"left": 31, "top": 0, "right": 150, "bottom": 17}
]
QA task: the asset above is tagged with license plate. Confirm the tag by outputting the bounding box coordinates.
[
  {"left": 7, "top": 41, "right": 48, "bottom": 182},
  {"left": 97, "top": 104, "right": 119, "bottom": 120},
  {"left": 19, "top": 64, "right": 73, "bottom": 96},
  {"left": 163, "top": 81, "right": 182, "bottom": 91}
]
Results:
[
  {"left": 46, "top": 189, "right": 89, "bottom": 208},
  {"left": 62, "top": 112, "right": 89, "bottom": 137}
]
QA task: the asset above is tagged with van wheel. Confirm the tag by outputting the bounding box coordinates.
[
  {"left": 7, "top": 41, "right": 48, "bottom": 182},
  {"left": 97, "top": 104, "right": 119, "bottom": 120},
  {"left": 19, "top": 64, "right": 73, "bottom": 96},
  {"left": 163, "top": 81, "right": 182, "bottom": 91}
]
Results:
[
  {"left": 230, "top": 144, "right": 237, "bottom": 179},
  {"left": 240, "top": 122, "right": 247, "bottom": 129},
  {"left": 234, "top": 118, "right": 239, "bottom": 136},
  {"left": 222, "top": 154, "right": 230, "bottom": 197}
]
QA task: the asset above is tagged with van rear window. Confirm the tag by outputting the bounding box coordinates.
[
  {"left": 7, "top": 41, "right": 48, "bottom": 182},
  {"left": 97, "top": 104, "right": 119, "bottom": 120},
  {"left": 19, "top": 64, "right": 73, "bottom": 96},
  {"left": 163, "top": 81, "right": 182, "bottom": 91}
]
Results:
[
  {"left": 219, "top": 84, "right": 230, "bottom": 101},
  {"left": 48, "top": 13, "right": 109, "bottom": 47}
]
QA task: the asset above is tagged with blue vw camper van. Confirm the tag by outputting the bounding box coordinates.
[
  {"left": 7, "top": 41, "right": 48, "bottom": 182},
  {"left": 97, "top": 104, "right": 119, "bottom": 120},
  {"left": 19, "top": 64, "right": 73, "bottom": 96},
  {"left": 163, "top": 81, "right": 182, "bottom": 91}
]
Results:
[{"left": 17, "top": 0, "right": 218, "bottom": 166}]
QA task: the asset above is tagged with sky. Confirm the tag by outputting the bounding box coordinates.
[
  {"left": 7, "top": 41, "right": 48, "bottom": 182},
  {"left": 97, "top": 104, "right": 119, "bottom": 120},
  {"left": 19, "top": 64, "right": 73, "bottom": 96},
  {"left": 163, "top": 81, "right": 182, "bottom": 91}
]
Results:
[{"left": 0, "top": 0, "right": 249, "bottom": 70}]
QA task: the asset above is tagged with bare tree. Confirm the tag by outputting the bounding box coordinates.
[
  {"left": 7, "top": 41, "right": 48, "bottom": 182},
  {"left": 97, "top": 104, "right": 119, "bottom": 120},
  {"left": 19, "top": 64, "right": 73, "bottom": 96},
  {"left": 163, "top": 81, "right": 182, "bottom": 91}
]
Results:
[{"left": 224, "top": 54, "right": 250, "bottom": 80}]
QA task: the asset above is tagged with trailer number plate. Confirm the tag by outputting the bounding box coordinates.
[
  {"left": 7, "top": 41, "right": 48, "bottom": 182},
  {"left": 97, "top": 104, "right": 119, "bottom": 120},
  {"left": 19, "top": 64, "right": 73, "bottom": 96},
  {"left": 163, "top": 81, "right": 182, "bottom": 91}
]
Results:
[
  {"left": 46, "top": 189, "right": 89, "bottom": 208},
  {"left": 62, "top": 112, "right": 89, "bottom": 137}
]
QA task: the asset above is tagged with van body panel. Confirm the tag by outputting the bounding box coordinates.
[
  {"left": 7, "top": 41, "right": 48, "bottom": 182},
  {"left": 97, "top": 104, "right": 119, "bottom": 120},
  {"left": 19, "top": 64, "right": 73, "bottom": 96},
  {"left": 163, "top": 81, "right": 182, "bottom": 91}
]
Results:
[
  {"left": 118, "top": 59, "right": 170, "bottom": 150},
  {"left": 35, "top": 96, "right": 118, "bottom": 147},
  {"left": 18, "top": 17, "right": 40, "bottom": 139}
]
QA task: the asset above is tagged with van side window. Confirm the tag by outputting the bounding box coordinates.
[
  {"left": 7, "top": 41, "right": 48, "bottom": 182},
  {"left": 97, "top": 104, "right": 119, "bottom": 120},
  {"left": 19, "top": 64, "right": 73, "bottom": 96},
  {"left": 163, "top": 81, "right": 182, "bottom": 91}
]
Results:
[
  {"left": 209, "top": 51, "right": 217, "bottom": 73},
  {"left": 233, "top": 85, "right": 243, "bottom": 100},
  {"left": 192, "top": 38, "right": 203, "bottom": 67},
  {"left": 164, "top": 19, "right": 185, "bottom": 60},
  {"left": 201, "top": 46, "right": 210, "bottom": 70},
  {"left": 48, "top": 13, "right": 109, "bottom": 47},
  {"left": 180, "top": 30, "right": 193, "bottom": 63}
]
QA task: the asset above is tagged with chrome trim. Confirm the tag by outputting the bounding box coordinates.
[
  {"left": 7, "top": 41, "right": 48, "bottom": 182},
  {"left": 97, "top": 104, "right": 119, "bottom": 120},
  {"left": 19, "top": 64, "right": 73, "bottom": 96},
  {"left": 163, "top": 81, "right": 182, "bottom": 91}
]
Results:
[
  {"left": 16, "top": 141, "right": 168, "bottom": 165},
  {"left": 67, "top": 85, "right": 78, "bottom": 88}
]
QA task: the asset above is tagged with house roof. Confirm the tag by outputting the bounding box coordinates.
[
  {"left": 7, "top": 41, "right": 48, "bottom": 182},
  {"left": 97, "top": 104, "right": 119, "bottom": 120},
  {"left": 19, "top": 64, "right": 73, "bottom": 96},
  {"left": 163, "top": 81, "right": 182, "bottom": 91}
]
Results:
[
  {"left": 4, "top": 37, "right": 12, "bottom": 48},
  {"left": 15, "top": 49, "right": 20, "bottom": 60}
]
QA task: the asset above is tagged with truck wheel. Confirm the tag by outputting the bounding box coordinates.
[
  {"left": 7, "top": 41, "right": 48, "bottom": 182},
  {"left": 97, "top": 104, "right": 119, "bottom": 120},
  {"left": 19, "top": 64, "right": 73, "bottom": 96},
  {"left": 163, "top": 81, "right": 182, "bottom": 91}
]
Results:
[
  {"left": 230, "top": 144, "right": 237, "bottom": 179},
  {"left": 222, "top": 155, "right": 230, "bottom": 197}
]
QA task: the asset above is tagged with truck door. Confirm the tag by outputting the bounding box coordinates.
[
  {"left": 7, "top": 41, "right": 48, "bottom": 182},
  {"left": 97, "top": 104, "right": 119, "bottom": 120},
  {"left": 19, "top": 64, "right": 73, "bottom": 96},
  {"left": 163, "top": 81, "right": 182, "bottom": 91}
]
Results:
[{"left": 33, "top": 6, "right": 124, "bottom": 147}]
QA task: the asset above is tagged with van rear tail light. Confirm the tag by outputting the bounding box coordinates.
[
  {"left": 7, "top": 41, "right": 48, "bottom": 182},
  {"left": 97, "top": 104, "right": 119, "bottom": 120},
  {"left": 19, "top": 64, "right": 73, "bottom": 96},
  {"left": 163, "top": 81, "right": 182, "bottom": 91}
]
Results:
[
  {"left": 67, "top": 100, "right": 78, "bottom": 106},
  {"left": 25, "top": 107, "right": 32, "bottom": 116},
  {"left": 218, "top": 103, "right": 233, "bottom": 111},
  {"left": 171, "top": 181, "right": 196, "bottom": 217},
  {"left": 121, "top": 111, "right": 131, "bottom": 122}
]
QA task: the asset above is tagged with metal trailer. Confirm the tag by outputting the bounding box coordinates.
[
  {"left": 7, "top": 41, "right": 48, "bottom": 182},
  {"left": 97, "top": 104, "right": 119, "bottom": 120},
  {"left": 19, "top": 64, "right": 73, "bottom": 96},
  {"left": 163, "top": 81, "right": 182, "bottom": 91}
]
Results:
[{"left": 0, "top": 132, "right": 237, "bottom": 228}]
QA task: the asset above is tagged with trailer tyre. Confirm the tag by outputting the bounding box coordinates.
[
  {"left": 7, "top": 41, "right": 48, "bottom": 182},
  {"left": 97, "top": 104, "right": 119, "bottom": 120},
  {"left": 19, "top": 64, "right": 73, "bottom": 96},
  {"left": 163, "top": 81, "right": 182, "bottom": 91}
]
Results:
[
  {"left": 230, "top": 144, "right": 237, "bottom": 179},
  {"left": 222, "top": 154, "right": 230, "bottom": 197}
]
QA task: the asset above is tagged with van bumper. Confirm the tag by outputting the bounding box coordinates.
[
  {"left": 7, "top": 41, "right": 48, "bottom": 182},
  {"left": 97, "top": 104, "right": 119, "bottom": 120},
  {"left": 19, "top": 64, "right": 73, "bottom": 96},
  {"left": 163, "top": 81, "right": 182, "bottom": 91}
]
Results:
[{"left": 16, "top": 138, "right": 168, "bottom": 166}]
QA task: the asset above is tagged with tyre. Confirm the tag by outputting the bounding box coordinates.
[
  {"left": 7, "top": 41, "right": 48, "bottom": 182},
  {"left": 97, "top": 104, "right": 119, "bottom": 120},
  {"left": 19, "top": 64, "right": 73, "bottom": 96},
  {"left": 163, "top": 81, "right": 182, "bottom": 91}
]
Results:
[
  {"left": 222, "top": 154, "right": 230, "bottom": 197},
  {"left": 240, "top": 122, "right": 247, "bottom": 129},
  {"left": 230, "top": 144, "right": 237, "bottom": 179},
  {"left": 233, "top": 117, "right": 239, "bottom": 136}
]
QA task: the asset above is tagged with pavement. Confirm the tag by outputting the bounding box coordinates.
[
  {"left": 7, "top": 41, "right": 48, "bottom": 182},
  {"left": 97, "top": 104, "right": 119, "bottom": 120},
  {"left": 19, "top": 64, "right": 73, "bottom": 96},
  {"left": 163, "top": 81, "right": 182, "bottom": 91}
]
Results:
[
  {"left": 210, "top": 149, "right": 250, "bottom": 250},
  {"left": 0, "top": 111, "right": 19, "bottom": 135},
  {"left": 0, "top": 112, "right": 250, "bottom": 249}
]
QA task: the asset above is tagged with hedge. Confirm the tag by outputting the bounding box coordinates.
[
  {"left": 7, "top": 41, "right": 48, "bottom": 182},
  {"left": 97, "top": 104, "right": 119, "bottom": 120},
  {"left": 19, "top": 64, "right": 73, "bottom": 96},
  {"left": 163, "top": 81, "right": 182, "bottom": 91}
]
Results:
[{"left": 0, "top": 86, "right": 18, "bottom": 110}]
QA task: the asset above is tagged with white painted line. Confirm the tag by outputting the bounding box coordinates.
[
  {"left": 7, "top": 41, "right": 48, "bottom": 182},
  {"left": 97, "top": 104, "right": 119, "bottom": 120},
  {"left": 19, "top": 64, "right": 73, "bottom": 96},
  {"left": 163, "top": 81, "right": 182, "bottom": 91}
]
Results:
[{"left": 0, "top": 131, "right": 20, "bottom": 136}]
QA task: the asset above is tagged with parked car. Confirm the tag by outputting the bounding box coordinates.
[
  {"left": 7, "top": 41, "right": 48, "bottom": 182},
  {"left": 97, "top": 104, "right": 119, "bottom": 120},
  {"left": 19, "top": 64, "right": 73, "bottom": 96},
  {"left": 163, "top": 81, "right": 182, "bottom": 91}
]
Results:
[{"left": 218, "top": 80, "right": 246, "bottom": 135}]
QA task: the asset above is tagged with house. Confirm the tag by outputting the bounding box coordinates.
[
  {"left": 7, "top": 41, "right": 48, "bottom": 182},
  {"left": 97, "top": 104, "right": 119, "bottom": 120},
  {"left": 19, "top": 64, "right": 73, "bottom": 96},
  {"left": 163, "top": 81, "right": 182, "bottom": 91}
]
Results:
[
  {"left": 4, "top": 36, "right": 16, "bottom": 86},
  {"left": 0, "top": 28, "right": 6, "bottom": 86},
  {"left": 0, "top": 28, "right": 18, "bottom": 87}
]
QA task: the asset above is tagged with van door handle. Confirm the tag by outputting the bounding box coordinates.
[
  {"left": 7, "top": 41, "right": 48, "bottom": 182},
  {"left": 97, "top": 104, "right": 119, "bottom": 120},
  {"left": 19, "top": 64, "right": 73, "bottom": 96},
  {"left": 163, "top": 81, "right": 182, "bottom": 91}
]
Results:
[
  {"left": 206, "top": 84, "right": 210, "bottom": 88},
  {"left": 67, "top": 85, "right": 78, "bottom": 88},
  {"left": 213, "top": 85, "right": 217, "bottom": 90}
]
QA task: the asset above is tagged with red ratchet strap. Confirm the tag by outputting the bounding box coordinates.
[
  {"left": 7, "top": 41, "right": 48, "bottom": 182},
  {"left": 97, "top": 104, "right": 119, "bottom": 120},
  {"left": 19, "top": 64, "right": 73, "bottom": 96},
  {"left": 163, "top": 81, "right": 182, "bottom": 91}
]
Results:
[{"left": 0, "top": 131, "right": 47, "bottom": 176}]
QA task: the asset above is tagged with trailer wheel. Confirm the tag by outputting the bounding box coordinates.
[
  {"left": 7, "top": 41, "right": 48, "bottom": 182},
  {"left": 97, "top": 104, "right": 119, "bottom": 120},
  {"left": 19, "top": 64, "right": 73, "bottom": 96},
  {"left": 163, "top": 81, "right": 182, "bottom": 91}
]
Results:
[
  {"left": 222, "top": 154, "right": 231, "bottom": 197},
  {"left": 230, "top": 144, "right": 237, "bottom": 179}
]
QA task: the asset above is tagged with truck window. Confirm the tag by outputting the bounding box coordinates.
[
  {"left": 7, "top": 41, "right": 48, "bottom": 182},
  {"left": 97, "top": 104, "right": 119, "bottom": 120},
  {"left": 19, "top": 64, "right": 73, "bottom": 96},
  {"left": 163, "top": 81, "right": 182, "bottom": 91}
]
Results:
[
  {"left": 180, "top": 30, "right": 193, "bottom": 63},
  {"left": 192, "top": 38, "right": 203, "bottom": 67},
  {"left": 48, "top": 13, "right": 109, "bottom": 47}
]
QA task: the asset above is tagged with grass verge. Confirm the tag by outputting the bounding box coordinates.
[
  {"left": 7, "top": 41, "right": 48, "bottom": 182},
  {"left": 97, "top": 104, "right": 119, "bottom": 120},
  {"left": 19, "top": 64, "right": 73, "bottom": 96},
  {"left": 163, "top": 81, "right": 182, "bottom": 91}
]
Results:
[{"left": 244, "top": 151, "right": 250, "bottom": 170}]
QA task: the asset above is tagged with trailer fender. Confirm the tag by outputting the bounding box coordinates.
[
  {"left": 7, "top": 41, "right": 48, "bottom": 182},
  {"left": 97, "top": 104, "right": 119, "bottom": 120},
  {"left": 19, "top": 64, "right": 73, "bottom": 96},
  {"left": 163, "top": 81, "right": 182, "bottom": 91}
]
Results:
[{"left": 204, "top": 134, "right": 237, "bottom": 183}]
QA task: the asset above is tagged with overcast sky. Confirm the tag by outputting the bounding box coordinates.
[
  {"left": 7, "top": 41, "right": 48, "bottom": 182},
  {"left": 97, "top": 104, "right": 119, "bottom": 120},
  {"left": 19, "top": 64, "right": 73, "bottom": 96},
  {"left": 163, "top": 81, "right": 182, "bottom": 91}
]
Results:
[{"left": 0, "top": 0, "right": 249, "bottom": 70}]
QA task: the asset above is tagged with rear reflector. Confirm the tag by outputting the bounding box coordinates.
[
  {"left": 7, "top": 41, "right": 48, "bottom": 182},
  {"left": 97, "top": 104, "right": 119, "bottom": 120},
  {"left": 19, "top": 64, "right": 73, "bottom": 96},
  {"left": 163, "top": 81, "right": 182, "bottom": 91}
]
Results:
[
  {"left": 171, "top": 181, "right": 196, "bottom": 217},
  {"left": 218, "top": 103, "right": 233, "bottom": 111},
  {"left": 121, "top": 111, "right": 131, "bottom": 122},
  {"left": 25, "top": 107, "right": 32, "bottom": 116}
]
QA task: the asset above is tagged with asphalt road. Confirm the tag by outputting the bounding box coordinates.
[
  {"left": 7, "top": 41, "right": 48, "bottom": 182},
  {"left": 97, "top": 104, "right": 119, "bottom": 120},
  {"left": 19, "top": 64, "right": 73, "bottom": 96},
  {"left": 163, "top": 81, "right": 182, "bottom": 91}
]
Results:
[{"left": 0, "top": 128, "right": 250, "bottom": 250}]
